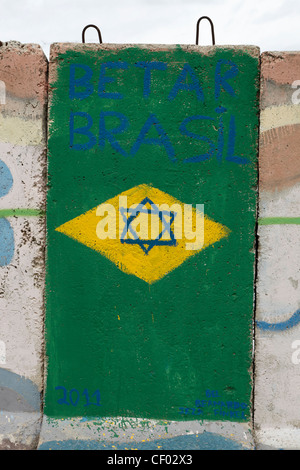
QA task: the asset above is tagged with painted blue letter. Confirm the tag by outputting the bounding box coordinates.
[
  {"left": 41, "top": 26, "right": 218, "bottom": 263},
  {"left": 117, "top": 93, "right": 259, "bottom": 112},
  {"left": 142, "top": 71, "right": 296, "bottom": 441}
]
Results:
[
  {"left": 215, "top": 60, "right": 238, "bottom": 99},
  {"left": 69, "top": 64, "right": 94, "bottom": 100},
  {"left": 180, "top": 115, "right": 216, "bottom": 163},
  {"left": 130, "top": 114, "right": 176, "bottom": 162},
  {"left": 98, "top": 62, "right": 128, "bottom": 99},
  {"left": 215, "top": 106, "right": 227, "bottom": 164},
  {"left": 168, "top": 63, "right": 204, "bottom": 101},
  {"left": 135, "top": 62, "right": 168, "bottom": 98},
  {"left": 70, "top": 112, "right": 96, "bottom": 150},
  {"left": 99, "top": 111, "right": 129, "bottom": 157},
  {"left": 226, "top": 115, "right": 250, "bottom": 164}
]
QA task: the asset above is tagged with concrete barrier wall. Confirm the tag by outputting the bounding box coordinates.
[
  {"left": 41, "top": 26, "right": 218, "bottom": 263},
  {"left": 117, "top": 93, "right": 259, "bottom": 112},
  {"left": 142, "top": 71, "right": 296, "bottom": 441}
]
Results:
[
  {"left": 0, "top": 41, "right": 299, "bottom": 451},
  {"left": 37, "top": 43, "right": 259, "bottom": 450},
  {"left": 255, "top": 52, "right": 300, "bottom": 449},
  {"left": 0, "top": 42, "right": 48, "bottom": 449}
]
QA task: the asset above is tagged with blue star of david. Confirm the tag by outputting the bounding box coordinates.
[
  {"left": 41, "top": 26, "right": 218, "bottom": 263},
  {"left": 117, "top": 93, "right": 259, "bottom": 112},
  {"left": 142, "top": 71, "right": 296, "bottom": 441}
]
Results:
[{"left": 119, "top": 197, "right": 177, "bottom": 255}]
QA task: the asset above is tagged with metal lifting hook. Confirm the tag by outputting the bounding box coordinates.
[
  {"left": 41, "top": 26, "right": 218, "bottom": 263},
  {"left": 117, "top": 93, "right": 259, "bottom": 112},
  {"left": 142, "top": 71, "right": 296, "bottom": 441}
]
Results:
[
  {"left": 82, "top": 24, "right": 103, "bottom": 44},
  {"left": 196, "top": 16, "right": 215, "bottom": 45}
]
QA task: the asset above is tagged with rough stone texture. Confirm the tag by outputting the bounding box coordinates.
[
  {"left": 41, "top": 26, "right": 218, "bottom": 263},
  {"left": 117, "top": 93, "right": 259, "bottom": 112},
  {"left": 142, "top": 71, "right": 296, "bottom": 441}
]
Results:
[
  {"left": 255, "top": 52, "right": 300, "bottom": 449},
  {"left": 0, "top": 42, "right": 48, "bottom": 449}
]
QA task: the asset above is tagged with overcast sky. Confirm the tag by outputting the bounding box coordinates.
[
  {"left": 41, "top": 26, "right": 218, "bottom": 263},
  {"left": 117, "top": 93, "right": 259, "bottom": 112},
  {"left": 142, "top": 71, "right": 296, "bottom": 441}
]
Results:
[{"left": 0, "top": 0, "right": 299, "bottom": 57}]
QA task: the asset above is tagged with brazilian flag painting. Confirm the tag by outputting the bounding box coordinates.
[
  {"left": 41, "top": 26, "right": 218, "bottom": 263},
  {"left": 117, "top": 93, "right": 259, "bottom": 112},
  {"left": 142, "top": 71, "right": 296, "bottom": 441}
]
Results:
[{"left": 45, "top": 44, "right": 259, "bottom": 422}]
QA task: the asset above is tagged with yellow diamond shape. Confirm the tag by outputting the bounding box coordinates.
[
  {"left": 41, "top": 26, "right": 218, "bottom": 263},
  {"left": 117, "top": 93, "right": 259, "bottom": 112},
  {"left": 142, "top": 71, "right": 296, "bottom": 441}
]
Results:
[{"left": 55, "top": 184, "right": 230, "bottom": 284}]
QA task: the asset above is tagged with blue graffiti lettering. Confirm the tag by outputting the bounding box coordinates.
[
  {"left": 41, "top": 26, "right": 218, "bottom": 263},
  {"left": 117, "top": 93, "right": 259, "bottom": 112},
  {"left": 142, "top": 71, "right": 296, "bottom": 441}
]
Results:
[
  {"left": 135, "top": 61, "right": 168, "bottom": 98},
  {"left": 168, "top": 63, "right": 204, "bottom": 102},
  {"left": 98, "top": 61, "right": 128, "bottom": 99}
]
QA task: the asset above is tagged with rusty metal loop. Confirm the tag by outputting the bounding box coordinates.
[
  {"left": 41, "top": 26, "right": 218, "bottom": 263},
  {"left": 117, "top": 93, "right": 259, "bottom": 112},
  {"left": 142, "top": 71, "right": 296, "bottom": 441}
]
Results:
[
  {"left": 82, "top": 24, "right": 103, "bottom": 44},
  {"left": 196, "top": 16, "right": 215, "bottom": 45}
]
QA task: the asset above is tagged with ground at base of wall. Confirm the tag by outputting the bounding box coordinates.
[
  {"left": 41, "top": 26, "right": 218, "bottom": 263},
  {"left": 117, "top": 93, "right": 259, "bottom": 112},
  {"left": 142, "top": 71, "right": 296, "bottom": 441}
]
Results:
[
  {"left": 37, "top": 417, "right": 253, "bottom": 450},
  {"left": 0, "top": 412, "right": 41, "bottom": 450}
]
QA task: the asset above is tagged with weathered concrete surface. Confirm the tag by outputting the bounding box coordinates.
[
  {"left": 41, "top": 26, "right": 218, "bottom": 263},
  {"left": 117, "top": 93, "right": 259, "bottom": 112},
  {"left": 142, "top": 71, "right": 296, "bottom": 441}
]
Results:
[
  {"left": 255, "top": 52, "right": 300, "bottom": 449},
  {"left": 39, "top": 43, "right": 259, "bottom": 449},
  {"left": 0, "top": 42, "right": 48, "bottom": 449},
  {"left": 38, "top": 417, "right": 253, "bottom": 450}
]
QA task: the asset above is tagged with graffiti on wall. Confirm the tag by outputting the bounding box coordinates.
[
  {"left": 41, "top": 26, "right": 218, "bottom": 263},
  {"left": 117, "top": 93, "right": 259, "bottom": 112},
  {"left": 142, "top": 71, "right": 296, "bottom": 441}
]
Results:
[
  {"left": 0, "top": 160, "right": 14, "bottom": 266},
  {"left": 257, "top": 54, "right": 300, "bottom": 333},
  {"left": 0, "top": 82, "right": 14, "bottom": 267},
  {"left": 56, "top": 184, "right": 229, "bottom": 284},
  {"left": 254, "top": 52, "right": 300, "bottom": 442},
  {"left": 67, "top": 59, "right": 251, "bottom": 165},
  {"left": 45, "top": 44, "right": 259, "bottom": 422},
  {"left": 0, "top": 45, "right": 47, "bottom": 438}
]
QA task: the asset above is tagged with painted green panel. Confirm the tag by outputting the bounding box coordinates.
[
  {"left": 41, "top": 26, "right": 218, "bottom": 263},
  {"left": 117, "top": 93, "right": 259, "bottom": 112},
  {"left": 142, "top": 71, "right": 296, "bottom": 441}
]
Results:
[{"left": 45, "top": 44, "right": 259, "bottom": 422}]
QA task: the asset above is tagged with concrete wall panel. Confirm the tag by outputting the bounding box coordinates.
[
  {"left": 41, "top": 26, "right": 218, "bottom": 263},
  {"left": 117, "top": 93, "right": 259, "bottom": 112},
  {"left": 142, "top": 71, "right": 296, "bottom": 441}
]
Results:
[
  {"left": 0, "top": 41, "right": 47, "bottom": 449},
  {"left": 39, "top": 43, "right": 259, "bottom": 449},
  {"left": 255, "top": 52, "right": 300, "bottom": 449}
]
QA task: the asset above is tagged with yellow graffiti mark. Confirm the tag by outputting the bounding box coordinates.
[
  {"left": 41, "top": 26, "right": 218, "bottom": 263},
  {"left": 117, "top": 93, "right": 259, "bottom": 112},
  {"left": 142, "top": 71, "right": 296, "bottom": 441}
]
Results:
[
  {"left": 0, "top": 114, "right": 44, "bottom": 146},
  {"left": 56, "top": 184, "right": 230, "bottom": 284},
  {"left": 260, "top": 105, "right": 300, "bottom": 133}
]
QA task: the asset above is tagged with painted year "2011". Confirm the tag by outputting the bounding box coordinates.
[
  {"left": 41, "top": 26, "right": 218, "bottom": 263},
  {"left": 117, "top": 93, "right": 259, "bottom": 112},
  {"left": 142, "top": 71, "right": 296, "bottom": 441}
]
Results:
[{"left": 55, "top": 386, "right": 102, "bottom": 407}]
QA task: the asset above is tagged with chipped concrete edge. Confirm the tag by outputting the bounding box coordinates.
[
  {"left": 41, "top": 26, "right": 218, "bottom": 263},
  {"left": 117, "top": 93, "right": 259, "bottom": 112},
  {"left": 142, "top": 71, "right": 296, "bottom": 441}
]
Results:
[{"left": 49, "top": 42, "right": 260, "bottom": 58}]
